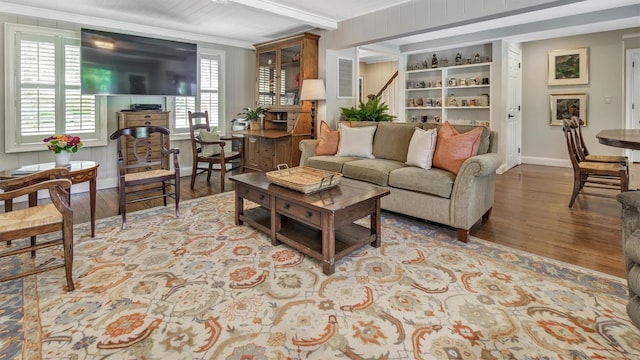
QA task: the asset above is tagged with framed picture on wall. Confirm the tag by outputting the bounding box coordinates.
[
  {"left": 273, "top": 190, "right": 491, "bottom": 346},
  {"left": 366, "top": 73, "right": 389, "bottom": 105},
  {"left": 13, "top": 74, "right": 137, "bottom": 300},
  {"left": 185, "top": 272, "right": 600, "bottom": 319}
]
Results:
[
  {"left": 550, "top": 93, "right": 587, "bottom": 126},
  {"left": 548, "top": 47, "right": 589, "bottom": 85},
  {"left": 359, "top": 76, "right": 364, "bottom": 102}
]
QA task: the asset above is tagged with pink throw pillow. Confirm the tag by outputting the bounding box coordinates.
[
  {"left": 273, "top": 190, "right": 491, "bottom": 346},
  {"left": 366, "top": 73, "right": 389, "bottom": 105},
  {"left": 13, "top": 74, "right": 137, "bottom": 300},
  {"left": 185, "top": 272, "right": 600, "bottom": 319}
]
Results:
[
  {"left": 315, "top": 121, "right": 340, "bottom": 155},
  {"left": 432, "top": 121, "right": 484, "bottom": 174}
]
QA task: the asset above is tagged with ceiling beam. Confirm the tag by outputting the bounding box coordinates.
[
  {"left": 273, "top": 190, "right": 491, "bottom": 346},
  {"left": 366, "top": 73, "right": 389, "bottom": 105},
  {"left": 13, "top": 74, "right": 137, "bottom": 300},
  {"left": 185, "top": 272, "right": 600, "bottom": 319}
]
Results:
[{"left": 229, "top": 0, "right": 337, "bottom": 30}]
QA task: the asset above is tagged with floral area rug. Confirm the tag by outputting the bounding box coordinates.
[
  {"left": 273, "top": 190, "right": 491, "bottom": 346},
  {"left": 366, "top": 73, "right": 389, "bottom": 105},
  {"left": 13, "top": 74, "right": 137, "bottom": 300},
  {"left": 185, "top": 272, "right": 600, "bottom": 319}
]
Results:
[{"left": 1, "top": 191, "right": 639, "bottom": 359}]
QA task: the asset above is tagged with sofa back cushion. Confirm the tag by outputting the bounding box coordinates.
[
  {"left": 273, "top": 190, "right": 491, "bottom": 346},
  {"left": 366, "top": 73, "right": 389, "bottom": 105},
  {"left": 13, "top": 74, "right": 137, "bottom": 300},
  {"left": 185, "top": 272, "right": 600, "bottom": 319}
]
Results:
[
  {"left": 372, "top": 122, "right": 419, "bottom": 162},
  {"left": 424, "top": 123, "right": 491, "bottom": 155},
  {"left": 349, "top": 121, "right": 378, "bottom": 128}
]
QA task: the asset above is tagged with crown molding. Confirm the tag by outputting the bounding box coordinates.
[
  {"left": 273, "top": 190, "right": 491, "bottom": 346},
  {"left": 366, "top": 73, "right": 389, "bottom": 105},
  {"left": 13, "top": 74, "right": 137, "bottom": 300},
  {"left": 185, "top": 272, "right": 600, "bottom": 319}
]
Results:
[
  {"left": 229, "top": 0, "right": 336, "bottom": 30},
  {"left": 0, "top": 2, "right": 255, "bottom": 49}
]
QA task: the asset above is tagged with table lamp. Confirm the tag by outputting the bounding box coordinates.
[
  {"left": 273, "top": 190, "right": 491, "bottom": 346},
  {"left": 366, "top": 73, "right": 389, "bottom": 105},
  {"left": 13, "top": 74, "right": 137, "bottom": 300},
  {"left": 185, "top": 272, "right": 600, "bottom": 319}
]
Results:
[{"left": 300, "top": 79, "right": 326, "bottom": 139}]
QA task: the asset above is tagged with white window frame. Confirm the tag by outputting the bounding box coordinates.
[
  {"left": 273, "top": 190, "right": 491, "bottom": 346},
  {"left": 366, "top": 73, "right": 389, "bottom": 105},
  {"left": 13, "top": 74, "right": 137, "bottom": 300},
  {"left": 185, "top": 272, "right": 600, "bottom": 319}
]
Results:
[
  {"left": 170, "top": 48, "right": 225, "bottom": 140},
  {"left": 4, "top": 23, "right": 107, "bottom": 153}
]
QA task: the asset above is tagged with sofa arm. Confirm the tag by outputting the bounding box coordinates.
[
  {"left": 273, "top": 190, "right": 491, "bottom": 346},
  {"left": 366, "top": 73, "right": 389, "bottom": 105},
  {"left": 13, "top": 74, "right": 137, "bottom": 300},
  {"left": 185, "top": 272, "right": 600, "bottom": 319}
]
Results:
[
  {"left": 299, "top": 139, "right": 320, "bottom": 167},
  {"left": 457, "top": 153, "right": 502, "bottom": 178},
  {"left": 449, "top": 153, "right": 502, "bottom": 231}
]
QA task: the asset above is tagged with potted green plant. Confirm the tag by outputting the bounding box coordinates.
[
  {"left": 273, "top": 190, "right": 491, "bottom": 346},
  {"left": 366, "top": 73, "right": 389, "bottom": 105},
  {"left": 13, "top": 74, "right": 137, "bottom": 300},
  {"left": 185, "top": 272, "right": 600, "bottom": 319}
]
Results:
[
  {"left": 340, "top": 98, "right": 395, "bottom": 122},
  {"left": 238, "top": 106, "right": 268, "bottom": 130}
]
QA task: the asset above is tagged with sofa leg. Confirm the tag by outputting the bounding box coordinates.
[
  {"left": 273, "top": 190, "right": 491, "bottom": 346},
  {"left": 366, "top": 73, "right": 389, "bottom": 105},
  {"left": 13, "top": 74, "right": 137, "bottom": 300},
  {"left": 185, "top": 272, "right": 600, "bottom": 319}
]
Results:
[
  {"left": 456, "top": 229, "right": 469, "bottom": 243},
  {"left": 482, "top": 208, "right": 492, "bottom": 223}
]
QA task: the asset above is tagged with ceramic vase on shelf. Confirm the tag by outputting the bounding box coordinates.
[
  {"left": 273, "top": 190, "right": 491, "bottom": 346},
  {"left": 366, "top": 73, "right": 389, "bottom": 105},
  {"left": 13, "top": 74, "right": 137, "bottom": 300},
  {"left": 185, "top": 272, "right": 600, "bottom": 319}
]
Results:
[{"left": 55, "top": 151, "right": 71, "bottom": 166}]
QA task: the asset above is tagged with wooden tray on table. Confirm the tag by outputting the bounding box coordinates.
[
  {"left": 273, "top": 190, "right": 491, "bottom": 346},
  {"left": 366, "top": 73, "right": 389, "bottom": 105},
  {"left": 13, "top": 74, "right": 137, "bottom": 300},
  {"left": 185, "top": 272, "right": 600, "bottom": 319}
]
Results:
[{"left": 265, "top": 165, "right": 342, "bottom": 194}]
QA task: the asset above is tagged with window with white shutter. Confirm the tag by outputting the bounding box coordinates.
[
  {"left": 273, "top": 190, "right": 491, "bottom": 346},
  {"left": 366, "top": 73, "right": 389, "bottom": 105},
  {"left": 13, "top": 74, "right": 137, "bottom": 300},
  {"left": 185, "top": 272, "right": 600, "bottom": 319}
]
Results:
[
  {"left": 172, "top": 50, "right": 223, "bottom": 134},
  {"left": 200, "top": 56, "right": 220, "bottom": 126},
  {"left": 5, "top": 23, "right": 107, "bottom": 153}
]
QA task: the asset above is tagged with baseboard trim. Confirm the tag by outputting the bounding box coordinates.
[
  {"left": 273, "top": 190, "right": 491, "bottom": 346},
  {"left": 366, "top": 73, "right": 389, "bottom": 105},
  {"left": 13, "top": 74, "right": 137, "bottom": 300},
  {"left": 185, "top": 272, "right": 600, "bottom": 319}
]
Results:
[{"left": 521, "top": 156, "right": 570, "bottom": 168}]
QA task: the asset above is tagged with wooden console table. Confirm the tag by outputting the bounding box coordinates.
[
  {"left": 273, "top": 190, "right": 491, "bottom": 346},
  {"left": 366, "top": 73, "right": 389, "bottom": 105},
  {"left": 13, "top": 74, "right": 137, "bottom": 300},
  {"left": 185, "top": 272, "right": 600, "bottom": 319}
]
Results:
[
  {"left": 1, "top": 161, "right": 99, "bottom": 237},
  {"left": 230, "top": 172, "right": 390, "bottom": 275}
]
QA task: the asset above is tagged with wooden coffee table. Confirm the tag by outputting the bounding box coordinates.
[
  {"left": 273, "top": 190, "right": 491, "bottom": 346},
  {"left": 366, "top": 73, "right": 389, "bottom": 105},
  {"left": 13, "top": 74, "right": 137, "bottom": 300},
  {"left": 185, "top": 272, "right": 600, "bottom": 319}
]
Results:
[{"left": 230, "top": 172, "right": 390, "bottom": 275}]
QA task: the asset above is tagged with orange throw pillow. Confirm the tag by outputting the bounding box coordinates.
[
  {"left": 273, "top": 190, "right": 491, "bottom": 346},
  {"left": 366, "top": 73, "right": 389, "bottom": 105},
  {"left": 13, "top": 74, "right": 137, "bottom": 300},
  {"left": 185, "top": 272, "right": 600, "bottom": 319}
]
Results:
[
  {"left": 315, "top": 121, "right": 340, "bottom": 155},
  {"left": 432, "top": 121, "right": 484, "bottom": 174}
]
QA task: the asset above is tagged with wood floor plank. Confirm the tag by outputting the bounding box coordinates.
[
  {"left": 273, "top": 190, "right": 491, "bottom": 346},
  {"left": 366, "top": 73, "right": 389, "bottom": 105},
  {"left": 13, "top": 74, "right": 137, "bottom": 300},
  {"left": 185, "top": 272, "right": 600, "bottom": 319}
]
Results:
[{"left": 2, "top": 164, "right": 627, "bottom": 277}]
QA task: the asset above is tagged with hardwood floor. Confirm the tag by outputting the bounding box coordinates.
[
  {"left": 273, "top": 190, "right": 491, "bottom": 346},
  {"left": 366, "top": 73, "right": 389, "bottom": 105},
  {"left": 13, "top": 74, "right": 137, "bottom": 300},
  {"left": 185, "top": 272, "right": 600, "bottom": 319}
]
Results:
[
  {"left": 473, "top": 164, "right": 625, "bottom": 278},
  {"left": 5, "top": 164, "right": 628, "bottom": 277}
]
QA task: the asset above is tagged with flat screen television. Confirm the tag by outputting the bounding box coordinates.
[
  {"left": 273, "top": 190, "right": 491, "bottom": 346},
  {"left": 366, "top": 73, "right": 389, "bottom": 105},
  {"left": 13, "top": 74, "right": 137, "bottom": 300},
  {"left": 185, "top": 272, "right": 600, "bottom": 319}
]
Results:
[{"left": 81, "top": 29, "right": 197, "bottom": 96}]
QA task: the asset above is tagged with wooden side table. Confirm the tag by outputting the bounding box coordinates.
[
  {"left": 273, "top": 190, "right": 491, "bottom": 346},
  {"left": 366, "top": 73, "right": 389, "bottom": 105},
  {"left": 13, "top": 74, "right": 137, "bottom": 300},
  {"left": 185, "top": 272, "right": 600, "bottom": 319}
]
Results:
[{"left": 1, "top": 161, "right": 99, "bottom": 237}]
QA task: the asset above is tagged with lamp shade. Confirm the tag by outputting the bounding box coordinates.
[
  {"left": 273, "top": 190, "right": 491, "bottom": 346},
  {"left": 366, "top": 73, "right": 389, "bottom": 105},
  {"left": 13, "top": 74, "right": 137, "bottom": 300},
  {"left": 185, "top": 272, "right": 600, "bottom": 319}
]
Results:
[{"left": 300, "top": 79, "right": 326, "bottom": 101}]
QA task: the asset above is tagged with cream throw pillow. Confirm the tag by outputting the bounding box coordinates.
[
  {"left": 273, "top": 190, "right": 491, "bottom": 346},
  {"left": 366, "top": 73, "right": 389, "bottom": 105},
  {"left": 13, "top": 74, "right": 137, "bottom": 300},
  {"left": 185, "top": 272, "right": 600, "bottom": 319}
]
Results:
[
  {"left": 406, "top": 127, "right": 437, "bottom": 169},
  {"left": 198, "top": 130, "right": 221, "bottom": 157},
  {"left": 335, "top": 124, "right": 377, "bottom": 159}
]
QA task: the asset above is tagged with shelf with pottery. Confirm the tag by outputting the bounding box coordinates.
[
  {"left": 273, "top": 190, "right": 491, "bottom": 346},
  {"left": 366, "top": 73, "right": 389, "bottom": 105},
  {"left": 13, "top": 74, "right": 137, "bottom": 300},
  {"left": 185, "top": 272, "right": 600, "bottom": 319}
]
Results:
[{"left": 403, "top": 45, "right": 493, "bottom": 125}]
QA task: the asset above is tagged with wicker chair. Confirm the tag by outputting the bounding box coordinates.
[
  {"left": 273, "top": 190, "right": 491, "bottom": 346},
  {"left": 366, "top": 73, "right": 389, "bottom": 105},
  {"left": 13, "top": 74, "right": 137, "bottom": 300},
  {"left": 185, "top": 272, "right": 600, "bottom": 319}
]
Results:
[
  {"left": 562, "top": 119, "right": 628, "bottom": 207},
  {"left": 188, "top": 111, "right": 243, "bottom": 192},
  {"left": 0, "top": 168, "right": 74, "bottom": 291},
  {"left": 110, "top": 126, "right": 180, "bottom": 229},
  {"left": 570, "top": 117, "right": 628, "bottom": 170}
]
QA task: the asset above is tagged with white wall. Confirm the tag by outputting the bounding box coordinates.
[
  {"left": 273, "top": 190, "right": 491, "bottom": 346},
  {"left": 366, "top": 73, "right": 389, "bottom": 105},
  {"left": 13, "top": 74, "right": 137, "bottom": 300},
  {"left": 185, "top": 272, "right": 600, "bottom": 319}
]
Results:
[
  {"left": 0, "top": 12, "right": 255, "bottom": 192},
  {"left": 521, "top": 28, "right": 640, "bottom": 167},
  {"left": 323, "top": 48, "right": 358, "bottom": 128},
  {"left": 322, "top": 0, "right": 571, "bottom": 50}
]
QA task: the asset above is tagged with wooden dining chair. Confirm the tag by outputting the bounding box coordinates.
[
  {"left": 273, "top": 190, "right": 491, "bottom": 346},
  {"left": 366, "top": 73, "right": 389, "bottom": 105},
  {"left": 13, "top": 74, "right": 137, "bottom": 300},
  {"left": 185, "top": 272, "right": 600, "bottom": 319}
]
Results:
[
  {"left": 570, "top": 117, "right": 628, "bottom": 170},
  {"left": 0, "top": 168, "right": 75, "bottom": 291},
  {"left": 110, "top": 126, "right": 180, "bottom": 229},
  {"left": 562, "top": 119, "right": 628, "bottom": 208},
  {"left": 188, "top": 111, "right": 243, "bottom": 192}
]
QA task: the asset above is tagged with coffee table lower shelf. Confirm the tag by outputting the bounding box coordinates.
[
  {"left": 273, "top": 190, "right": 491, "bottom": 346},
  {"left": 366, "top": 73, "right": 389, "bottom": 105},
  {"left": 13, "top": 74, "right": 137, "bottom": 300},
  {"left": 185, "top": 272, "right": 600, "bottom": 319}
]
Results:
[
  {"left": 240, "top": 207, "right": 271, "bottom": 234},
  {"left": 276, "top": 217, "right": 374, "bottom": 264}
]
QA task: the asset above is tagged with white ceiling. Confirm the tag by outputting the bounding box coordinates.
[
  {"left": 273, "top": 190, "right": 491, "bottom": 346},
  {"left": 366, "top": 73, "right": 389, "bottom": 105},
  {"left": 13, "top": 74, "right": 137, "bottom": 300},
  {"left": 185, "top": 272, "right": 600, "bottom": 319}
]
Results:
[
  {"left": 0, "top": 0, "right": 637, "bottom": 53},
  {"left": 0, "top": 0, "right": 409, "bottom": 47}
]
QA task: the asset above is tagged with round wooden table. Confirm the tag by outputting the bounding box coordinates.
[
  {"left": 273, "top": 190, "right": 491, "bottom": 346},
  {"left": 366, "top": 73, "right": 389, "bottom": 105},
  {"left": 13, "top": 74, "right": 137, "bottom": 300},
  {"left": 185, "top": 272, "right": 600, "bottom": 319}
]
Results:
[
  {"left": 596, "top": 129, "right": 640, "bottom": 150},
  {"left": 0, "top": 161, "right": 99, "bottom": 237}
]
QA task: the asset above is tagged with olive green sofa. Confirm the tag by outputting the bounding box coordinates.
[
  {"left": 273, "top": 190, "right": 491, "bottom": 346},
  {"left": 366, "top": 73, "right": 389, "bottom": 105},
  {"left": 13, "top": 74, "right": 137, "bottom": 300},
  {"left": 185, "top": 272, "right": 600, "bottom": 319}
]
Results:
[{"left": 299, "top": 122, "right": 501, "bottom": 242}]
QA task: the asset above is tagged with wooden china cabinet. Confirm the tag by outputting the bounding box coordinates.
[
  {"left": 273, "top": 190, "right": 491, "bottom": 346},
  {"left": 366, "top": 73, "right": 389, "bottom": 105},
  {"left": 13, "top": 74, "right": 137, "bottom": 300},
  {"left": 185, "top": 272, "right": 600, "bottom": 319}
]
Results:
[{"left": 239, "top": 32, "right": 319, "bottom": 172}]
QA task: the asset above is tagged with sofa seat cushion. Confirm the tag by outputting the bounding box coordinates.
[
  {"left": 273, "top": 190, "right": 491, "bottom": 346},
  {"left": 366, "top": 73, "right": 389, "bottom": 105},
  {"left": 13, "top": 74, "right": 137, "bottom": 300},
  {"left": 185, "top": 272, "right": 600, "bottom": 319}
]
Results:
[
  {"left": 388, "top": 166, "right": 456, "bottom": 199},
  {"left": 342, "top": 159, "right": 406, "bottom": 186},
  {"left": 307, "top": 156, "right": 359, "bottom": 173}
]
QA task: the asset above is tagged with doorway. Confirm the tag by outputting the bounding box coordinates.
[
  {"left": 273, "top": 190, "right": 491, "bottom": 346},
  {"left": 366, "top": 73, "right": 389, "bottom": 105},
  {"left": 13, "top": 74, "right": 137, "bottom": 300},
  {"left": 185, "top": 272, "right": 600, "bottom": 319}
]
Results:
[
  {"left": 357, "top": 47, "right": 400, "bottom": 119},
  {"left": 628, "top": 48, "right": 640, "bottom": 163},
  {"left": 506, "top": 46, "right": 523, "bottom": 169}
]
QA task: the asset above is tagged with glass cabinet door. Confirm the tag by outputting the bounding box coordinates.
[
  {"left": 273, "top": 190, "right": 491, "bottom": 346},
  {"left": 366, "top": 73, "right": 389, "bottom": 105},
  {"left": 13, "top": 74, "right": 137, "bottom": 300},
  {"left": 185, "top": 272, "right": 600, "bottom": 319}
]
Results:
[
  {"left": 279, "top": 43, "right": 302, "bottom": 107},
  {"left": 257, "top": 49, "right": 277, "bottom": 106}
]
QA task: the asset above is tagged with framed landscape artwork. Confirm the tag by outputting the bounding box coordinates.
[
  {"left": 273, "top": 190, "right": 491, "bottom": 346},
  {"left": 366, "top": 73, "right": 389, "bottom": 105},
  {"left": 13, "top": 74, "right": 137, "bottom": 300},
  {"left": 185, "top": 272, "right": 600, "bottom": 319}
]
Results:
[
  {"left": 548, "top": 48, "right": 589, "bottom": 85},
  {"left": 550, "top": 93, "right": 587, "bottom": 126}
]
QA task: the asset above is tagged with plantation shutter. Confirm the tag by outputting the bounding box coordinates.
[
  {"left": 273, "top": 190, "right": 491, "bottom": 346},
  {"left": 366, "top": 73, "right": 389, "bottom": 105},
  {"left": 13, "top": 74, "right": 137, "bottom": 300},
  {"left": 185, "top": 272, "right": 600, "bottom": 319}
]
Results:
[
  {"left": 173, "top": 53, "right": 220, "bottom": 132},
  {"left": 16, "top": 32, "right": 97, "bottom": 144},
  {"left": 258, "top": 66, "right": 273, "bottom": 105},
  {"left": 64, "top": 39, "right": 96, "bottom": 134},
  {"left": 200, "top": 55, "right": 219, "bottom": 127},
  {"left": 18, "top": 34, "right": 56, "bottom": 140},
  {"left": 174, "top": 96, "right": 196, "bottom": 130}
]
